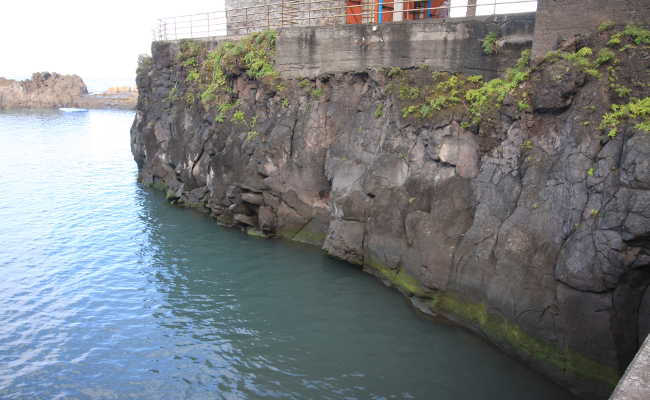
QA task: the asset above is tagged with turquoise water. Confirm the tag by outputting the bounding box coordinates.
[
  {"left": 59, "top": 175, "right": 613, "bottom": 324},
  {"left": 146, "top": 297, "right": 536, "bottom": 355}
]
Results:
[{"left": 0, "top": 110, "right": 576, "bottom": 399}]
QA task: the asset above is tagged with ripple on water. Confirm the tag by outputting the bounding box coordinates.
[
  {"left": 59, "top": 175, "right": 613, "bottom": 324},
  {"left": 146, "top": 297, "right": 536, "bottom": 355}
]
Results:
[{"left": 0, "top": 110, "right": 578, "bottom": 400}]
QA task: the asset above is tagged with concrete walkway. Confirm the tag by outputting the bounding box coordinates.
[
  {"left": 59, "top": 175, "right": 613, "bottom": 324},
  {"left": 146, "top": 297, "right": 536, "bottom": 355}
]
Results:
[{"left": 610, "top": 334, "right": 650, "bottom": 400}]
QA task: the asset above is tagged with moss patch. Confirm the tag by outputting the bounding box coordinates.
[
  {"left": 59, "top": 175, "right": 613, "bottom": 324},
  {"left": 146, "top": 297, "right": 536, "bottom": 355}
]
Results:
[
  {"left": 292, "top": 229, "right": 326, "bottom": 246},
  {"left": 431, "top": 293, "right": 620, "bottom": 387},
  {"left": 364, "top": 258, "right": 620, "bottom": 388},
  {"left": 365, "top": 257, "right": 430, "bottom": 298},
  {"left": 246, "top": 228, "right": 268, "bottom": 238}
]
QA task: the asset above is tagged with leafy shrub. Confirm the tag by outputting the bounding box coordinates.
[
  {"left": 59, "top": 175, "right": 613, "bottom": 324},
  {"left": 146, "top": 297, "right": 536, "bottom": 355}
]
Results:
[
  {"left": 482, "top": 32, "right": 499, "bottom": 55},
  {"left": 600, "top": 97, "right": 650, "bottom": 137}
]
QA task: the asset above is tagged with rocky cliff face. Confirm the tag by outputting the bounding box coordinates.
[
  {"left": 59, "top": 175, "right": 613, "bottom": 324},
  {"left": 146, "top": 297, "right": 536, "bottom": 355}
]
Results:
[
  {"left": 0, "top": 72, "right": 87, "bottom": 109},
  {"left": 131, "top": 27, "right": 650, "bottom": 399}
]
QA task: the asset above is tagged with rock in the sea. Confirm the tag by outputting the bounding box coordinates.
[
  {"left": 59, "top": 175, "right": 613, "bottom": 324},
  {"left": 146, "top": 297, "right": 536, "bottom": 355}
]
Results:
[
  {"left": 0, "top": 72, "right": 87, "bottom": 109},
  {"left": 0, "top": 72, "right": 137, "bottom": 110}
]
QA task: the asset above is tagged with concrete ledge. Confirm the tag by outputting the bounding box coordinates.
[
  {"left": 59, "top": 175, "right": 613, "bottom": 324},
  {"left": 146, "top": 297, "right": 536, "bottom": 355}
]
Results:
[
  {"left": 276, "top": 13, "right": 535, "bottom": 79},
  {"left": 610, "top": 334, "right": 650, "bottom": 400}
]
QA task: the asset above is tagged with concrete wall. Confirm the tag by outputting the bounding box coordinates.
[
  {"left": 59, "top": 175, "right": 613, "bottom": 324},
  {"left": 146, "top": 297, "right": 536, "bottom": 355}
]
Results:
[
  {"left": 610, "top": 334, "right": 650, "bottom": 400},
  {"left": 276, "top": 13, "right": 536, "bottom": 79},
  {"left": 532, "top": 0, "right": 650, "bottom": 58}
]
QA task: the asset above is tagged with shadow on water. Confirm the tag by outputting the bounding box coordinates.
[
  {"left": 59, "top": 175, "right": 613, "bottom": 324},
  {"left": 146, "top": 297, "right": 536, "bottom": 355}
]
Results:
[{"left": 136, "top": 187, "right": 578, "bottom": 400}]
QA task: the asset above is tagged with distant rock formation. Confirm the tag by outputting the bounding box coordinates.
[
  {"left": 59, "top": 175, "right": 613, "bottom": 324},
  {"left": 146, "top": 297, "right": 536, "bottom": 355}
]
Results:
[
  {"left": 0, "top": 72, "right": 137, "bottom": 110},
  {"left": 0, "top": 72, "right": 87, "bottom": 109}
]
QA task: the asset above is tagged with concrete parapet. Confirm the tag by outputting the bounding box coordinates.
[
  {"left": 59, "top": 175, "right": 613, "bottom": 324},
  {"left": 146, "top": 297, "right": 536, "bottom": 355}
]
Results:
[
  {"left": 276, "top": 13, "right": 535, "bottom": 79},
  {"left": 610, "top": 335, "right": 650, "bottom": 400}
]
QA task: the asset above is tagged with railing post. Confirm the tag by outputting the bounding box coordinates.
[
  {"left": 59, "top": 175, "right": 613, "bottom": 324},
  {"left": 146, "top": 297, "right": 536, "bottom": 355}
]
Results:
[
  {"left": 174, "top": 17, "right": 177, "bottom": 40},
  {"left": 467, "top": 0, "right": 477, "bottom": 17},
  {"left": 308, "top": 0, "right": 311, "bottom": 26},
  {"left": 267, "top": 4, "right": 270, "bottom": 30},
  {"left": 207, "top": 12, "right": 210, "bottom": 37},
  {"left": 190, "top": 15, "right": 193, "bottom": 38},
  {"left": 245, "top": 7, "right": 248, "bottom": 34}
]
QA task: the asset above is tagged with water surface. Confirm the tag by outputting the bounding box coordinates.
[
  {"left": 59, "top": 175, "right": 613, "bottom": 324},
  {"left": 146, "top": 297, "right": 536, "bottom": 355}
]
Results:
[{"left": 0, "top": 110, "right": 576, "bottom": 399}]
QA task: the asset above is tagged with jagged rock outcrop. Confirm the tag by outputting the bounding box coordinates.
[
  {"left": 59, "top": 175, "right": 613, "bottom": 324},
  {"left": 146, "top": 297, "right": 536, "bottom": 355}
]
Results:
[
  {"left": 0, "top": 72, "right": 87, "bottom": 109},
  {"left": 131, "top": 27, "right": 650, "bottom": 399},
  {"left": 0, "top": 72, "right": 137, "bottom": 110}
]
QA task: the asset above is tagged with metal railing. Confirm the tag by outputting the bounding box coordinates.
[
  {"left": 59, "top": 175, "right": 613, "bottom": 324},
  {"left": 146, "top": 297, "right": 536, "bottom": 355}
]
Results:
[{"left": 153, "top": 0, "right": 537, "bottom": 41}]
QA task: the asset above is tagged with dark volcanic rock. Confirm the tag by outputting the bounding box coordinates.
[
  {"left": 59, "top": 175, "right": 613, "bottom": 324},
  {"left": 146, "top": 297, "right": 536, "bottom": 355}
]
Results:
[{"left": 131, "top": 35, "right": 650, "bottom": 400}]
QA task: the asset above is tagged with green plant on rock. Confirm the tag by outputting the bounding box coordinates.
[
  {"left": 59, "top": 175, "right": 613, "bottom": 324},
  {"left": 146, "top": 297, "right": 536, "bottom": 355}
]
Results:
[
  {"left": 395, "top": 50, "right": 532, "bottom": 126},
  {"left": 374, "top": 104, "right": 384, "bottom": 119},
  {"left": 608, "top": 24, "right": 650, "bottom": 47},
  {"left": 186, "top": 70, "right": 201, "bottom": 83},
  {"left": 299, "top": 79, "right": 311, "bottom": 88},
  {"left": 595, "top": 48, "right": 616, "bottom": 66},
  {"left": 310, "top": 88, "right": 323, "bottom": 98},
  {"left": 598, "top": 21, "right": 615, "bottom": 32},
  {"left": 245, "top": 130, "right": 259, "bottom": 142},
  {"left": 185, "top": 92, "right": 196, "bottom": 106},
  {"left": 521, "top": 140, "right": 534, "bottom": 150},
  {"left": 137, "top": 54, "right": 152, "bottom": 74},
  {"left": 387, "top": 67, "right": 403, "bottom": 78},
  {"left": 167, "top": 86, "right": 178, "bottom": 103},
  {"left": 231, "top": 110, "right": 246, "bottom": 125},
  {"left": 177, "top": 30, "right": 278, "bottom": 116},
  {"left": 610, "top": 83, "right": 631, "bottom": 98},
  {"left": 600, "top": 96, "right": 650, "bottom": 137},
  {"left": 517, "top": 101, "right": 531, "bottom": 112},
  {"left": 398, "top": 85, "right": 420, "bottom": 100},
  {"left": 214, "top": 100, "right": 240, "bottom": 123},
  {"left": 482, "top": 32, "right": 499, "bottom": 55},
  {"left": 559, "top": 47, "right": 600, "bottom": 78}
]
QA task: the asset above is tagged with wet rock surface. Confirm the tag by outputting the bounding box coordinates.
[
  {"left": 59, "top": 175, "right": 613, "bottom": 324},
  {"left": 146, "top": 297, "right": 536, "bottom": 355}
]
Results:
[{"left": 131, "top": 33, "right": 650, "bottom": 400}]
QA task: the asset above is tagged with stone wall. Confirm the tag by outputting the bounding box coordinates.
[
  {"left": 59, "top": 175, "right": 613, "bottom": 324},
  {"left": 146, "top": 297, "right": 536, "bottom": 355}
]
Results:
[
  {"left": 276, "top": 13, "right": 536, "bottom": 79},
  {"left": 225, "top": 0, "right": 345, "bottom": 36},
  {"left": 532, "top": 0, "right": 650, "bottom": 57}
]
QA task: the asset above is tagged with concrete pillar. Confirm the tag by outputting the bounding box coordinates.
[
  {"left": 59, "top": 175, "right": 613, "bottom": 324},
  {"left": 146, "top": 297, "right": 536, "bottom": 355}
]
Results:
[
  {"left": 466, "top": 0, "right": 477, "bottom": 17},
  {"left": 394, "top": 0, "right": 404, "bottom": 22}
]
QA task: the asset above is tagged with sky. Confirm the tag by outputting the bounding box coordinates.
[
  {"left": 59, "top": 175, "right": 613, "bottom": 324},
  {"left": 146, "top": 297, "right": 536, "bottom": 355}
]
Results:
[
  {"left": 0, "top": 0, "right": 225, "bottom": 90},
  {"left": 0, "top": 0, "right": 535, "bottom": 91}
]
